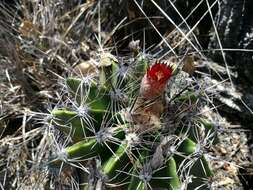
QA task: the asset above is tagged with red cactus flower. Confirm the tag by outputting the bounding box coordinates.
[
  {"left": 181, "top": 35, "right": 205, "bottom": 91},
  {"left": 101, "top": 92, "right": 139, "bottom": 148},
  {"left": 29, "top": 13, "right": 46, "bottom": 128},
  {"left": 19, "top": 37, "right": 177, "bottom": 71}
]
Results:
[
  {"left": 140, "top": 62, "right": 173, "bottom": 98},
  {"left": 147, "top": 62, "right": 172, "bottom": 84}
]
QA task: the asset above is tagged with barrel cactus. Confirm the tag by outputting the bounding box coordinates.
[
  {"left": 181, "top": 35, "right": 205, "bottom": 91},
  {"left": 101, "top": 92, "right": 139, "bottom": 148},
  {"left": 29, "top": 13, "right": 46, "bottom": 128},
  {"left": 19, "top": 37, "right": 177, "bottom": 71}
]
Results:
[{"left": 48, "top": 53, "right": 216, "bottom": 190}]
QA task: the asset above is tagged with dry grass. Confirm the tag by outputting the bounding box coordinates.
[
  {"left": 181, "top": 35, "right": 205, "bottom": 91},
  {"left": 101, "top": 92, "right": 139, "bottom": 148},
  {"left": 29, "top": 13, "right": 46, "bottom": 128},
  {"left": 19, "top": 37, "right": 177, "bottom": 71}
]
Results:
[{"left": 0, "top": 0, "right": 252, "bottom": 189}]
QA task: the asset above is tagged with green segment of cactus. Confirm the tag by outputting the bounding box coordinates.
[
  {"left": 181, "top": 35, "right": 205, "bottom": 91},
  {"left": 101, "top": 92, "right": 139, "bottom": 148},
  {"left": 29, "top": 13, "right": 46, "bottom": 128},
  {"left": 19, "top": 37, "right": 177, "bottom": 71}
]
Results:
[
  {"left": 66, "top": 138, "right": 99, "bottom": 160},
  {"left": 64, "top": 78, "right": 112, "bottom": 131},
  {"left": 102, "top": 141, "right": 131, "bottom": 184},
  {"left": 178, "top": 138, "right": 197, "bottom": 155},
  {"left": 129, "top": 146, "right": 179, "bottom": 189},
  {"left": 52, "top": 108, "right": 115, "bottom": 142},
  {"left": 128, "top": 180, "right": 145, "bottom": 190},
  {"left": 166, "top": 158, "right": 181, "bottom": 189},
  {"left": 66, "top": 78, "right": 111, "bottom": 111},
  {"left": 51, "top": 109, "right": 92, "bottom": 142},
  {"left": 62, "top": 125, "right": 126, "bottom": 159},
  {"left": 127, "top": 150, "right": 150, "bottom": 190},
  {"left": 177, "top": 138, "right": 212, "bottom": 189},
  {"left": 151, "top": 158, "right": 180, "bottom": 190}
]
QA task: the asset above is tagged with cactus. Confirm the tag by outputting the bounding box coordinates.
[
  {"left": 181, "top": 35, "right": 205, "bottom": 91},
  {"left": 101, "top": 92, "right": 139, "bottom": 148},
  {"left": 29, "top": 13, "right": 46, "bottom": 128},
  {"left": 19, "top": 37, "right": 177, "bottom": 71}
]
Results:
[{"left": 49, "top": 53, "right": 216, "bottom": 190}]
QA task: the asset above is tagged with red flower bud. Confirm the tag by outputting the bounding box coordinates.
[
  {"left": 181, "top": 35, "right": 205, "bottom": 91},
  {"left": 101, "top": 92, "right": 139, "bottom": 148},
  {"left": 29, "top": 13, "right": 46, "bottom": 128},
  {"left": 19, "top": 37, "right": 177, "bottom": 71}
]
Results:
[{"left": 140, "top": 62, "right": 173, "bottom": 98}]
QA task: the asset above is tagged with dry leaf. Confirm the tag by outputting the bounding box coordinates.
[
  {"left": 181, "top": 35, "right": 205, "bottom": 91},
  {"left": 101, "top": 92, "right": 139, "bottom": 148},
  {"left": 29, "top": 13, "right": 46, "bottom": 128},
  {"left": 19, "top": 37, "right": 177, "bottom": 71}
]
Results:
[
  {"left": 73, "top": 61, "right": 96, "bottom": 76},
  {"left": 182, "top": 56, "right": 196, "bottom": 75},
  {"left": 19, "top": 20, "right": 40, "bottom": 38}
]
